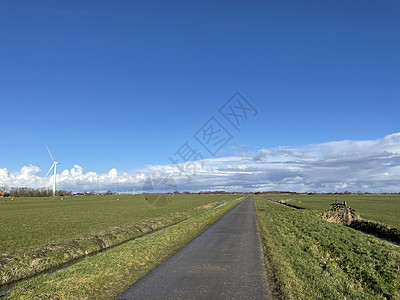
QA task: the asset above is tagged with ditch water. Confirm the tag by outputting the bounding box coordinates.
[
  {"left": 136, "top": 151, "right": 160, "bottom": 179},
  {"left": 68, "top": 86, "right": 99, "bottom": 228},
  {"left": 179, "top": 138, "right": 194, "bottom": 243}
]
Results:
[
  {"left": 213, "top": 196, "right": 244, "bottom": 209},
  {"left": 266, "top": 198, "right": 302, "bottom": 209},
  {"left": 359, "top": 230, "right": 400, "bottom": 247},
  {"left": 0, "top": 197, "right": 246, "bottom": 297}
]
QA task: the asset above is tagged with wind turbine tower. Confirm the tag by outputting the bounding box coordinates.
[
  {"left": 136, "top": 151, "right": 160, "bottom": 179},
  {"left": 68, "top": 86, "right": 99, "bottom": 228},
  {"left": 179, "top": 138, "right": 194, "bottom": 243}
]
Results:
[{"left": 46, "top": 146, "right": 60, "bottom": 197}]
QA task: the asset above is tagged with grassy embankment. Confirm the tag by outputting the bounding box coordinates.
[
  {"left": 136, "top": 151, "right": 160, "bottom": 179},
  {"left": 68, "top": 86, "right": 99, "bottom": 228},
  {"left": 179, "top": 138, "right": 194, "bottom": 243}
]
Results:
[
  {"left": 3, "top": 197, "right": 243, "bottom": 299},
  {"left": 254, "top": 196, "right": 400, "bottom": 299},
  {"left": 0, "top": 194, "right": 236, "bottom": 285}
]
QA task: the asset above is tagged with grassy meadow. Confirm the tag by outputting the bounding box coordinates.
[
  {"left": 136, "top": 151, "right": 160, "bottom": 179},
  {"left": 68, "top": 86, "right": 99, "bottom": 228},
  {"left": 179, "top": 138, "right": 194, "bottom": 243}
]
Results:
[
  {"left": 0, "top": 194, "right": 234, "bottom": 254},
  {"left": 2, "top": 197, "right": 244, "bottom": 299},
  {"left": 265, "top": 194, "right": 400, "bottom": 228},
  {"left": 254, "top": 196, "right": 400, "bottom": 299},
  {"left": 0, "top": 194, "right": 237, "bottom": 287},
  {"left": 2, "top": 193, "right": 398, "bottom": 299}
]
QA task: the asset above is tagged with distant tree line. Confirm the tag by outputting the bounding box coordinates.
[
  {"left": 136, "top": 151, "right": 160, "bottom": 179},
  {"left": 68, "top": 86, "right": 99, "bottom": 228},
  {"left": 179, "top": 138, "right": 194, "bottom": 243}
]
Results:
[
  {"left": 0, "top": 187, "right": 71, "bottom": 197},
  {"left": 73, "top": 190, "right": 114, "bottom": 196}
]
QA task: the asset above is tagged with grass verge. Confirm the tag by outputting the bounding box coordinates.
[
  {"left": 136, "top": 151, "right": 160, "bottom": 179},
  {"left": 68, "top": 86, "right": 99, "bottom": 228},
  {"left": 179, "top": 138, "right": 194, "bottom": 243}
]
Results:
[
  {"left": 3, "top": 198, "right": 244, "bottom": 299},
  {"left": 0, "top": 202, "right": 223, "bottom": 286},
  {"left": 254, "top": 196, "right": 400, "bottom": 300}
]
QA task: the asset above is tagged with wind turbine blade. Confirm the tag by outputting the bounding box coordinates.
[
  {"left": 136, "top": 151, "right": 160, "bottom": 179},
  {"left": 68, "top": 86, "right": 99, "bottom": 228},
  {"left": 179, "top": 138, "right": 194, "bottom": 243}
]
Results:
[
  {"left": 46, "top": 145, "right": 55, "bottom": 163},
  {"left": 46, "top": 164, "right": 54, "bottom": 177}
]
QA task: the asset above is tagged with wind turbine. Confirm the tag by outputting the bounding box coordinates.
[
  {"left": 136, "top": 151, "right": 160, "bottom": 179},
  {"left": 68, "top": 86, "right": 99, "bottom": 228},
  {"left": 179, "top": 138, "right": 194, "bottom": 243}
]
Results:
[{"left": 45, "top": 146, "right": 60, "bottom": 197}]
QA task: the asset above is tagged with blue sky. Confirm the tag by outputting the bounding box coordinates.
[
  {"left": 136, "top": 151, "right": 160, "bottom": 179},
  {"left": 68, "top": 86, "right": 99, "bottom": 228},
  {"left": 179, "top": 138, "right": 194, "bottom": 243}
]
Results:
[{"left": 0, "top": 1, "right": 399, "bottom": 192}]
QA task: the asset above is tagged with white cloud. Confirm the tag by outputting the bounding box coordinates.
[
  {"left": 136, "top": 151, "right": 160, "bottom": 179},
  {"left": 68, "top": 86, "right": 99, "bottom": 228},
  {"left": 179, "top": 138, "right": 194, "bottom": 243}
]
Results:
[{"left": 1, "top": 133, "right": 400, "bottom": 193}]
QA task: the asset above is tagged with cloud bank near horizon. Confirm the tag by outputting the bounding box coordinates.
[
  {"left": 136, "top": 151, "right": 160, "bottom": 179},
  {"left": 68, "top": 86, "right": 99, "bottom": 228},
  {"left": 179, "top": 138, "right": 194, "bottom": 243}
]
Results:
[{"left": 1, "top": 133, "right": 400, "bottom": 193}]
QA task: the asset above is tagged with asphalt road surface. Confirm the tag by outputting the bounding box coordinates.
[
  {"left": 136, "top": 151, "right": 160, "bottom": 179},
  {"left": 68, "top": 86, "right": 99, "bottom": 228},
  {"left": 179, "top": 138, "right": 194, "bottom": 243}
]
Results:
[{"left": 116, "top": 196, "right": 271, "bottom": 300}]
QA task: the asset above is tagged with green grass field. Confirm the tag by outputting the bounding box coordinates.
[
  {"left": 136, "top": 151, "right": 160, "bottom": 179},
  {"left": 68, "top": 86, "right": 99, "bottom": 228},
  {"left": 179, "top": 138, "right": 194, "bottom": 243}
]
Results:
[
  {"left": 264, "top": 194, "right": 400, "bottom": 228},
  {"left": 2, "top": 193, "right": 398, "bottom": 299},
  {"left": 3, "top": 199, "right": 243, "bottom": 300},
  {"left": 0, "top": 194, "right": 234, "bottom": 255},
  {"left": 0, "top": 194, "right": 239, "bottom": 287},
  {"left": 254, "top": 196, "right": 400, "bottom": 299}
]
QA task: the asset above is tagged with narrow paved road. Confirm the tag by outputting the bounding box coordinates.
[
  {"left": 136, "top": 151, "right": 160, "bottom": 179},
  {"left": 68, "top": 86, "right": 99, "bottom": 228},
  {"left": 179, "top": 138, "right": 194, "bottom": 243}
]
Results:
[{"left": 116, "top": 197, "right": 270, "bottom": 300}]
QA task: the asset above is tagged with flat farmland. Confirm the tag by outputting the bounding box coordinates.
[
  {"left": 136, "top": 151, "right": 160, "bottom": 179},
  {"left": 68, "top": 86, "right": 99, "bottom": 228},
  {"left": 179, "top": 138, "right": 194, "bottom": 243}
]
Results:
[
  {"left": 0, "top": 194, "right": 241, "bottom": 289},
  {"left": 265, "top": 194, "right": 400, "bottom": 228},
  {"left": 0, "top": 194, "right": 234, "bottom": 255},
  {"left": 3, "top": 198, "right": 244, "bottom": 299}
]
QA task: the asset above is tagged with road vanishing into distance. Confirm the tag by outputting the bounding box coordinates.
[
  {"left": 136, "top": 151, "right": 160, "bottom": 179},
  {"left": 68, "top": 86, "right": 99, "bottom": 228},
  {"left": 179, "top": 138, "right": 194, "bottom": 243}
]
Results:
[{"left": 116, "top": 197, "right": 271, "bottom": 300}]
